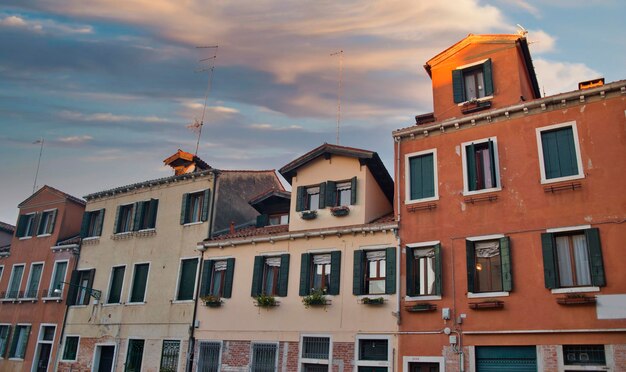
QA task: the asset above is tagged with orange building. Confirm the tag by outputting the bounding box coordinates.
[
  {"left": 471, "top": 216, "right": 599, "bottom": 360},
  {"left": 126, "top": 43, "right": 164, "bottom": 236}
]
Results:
[
  {"left": 0, "top": 186, "right": 85, "bottom": 372},
  {"left": 393, "top": 34, "right": 626, "bottom": 371}
]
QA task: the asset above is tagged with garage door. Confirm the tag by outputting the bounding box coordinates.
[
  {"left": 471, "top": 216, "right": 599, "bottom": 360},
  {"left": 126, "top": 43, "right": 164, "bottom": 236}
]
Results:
[{"left": 476, "top": 346, "right": 537, "bottom": 371}]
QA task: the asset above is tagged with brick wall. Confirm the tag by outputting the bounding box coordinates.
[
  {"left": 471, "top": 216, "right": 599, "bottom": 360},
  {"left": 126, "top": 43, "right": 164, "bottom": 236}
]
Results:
[
  {"left": 613, "top": 344, "right": 626, "bottom": 372},
  {"left": 332, "top": 342, "right": 354, "bottom": 372},
  {"left": 538, "top": 344, "right": 558, "bottom": 372}
]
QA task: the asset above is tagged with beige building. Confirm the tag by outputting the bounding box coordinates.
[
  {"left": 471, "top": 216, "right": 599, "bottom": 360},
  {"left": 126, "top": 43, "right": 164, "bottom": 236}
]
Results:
[
  {"left": 196, "top": 144, "right": 399, "bottom": 371},
  {"left": 58, "top": 151, "right": 283, "bottom": 372}
]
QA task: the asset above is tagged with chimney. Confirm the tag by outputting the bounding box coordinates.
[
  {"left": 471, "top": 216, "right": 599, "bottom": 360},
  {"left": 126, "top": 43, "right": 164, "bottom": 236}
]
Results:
[
  {"left": 229, "top": 221, "right": 235, "bottom": 234},
  {"left": 578, "top": 78, "right": 604, "bottom": 90},
  {"left": 163, "top": 149, "right": 211, "bottom": 176}
]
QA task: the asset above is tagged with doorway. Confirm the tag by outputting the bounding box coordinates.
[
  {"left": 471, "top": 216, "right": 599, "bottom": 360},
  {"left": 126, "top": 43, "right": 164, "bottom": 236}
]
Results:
[
  {"left": 94, "top": 345, "right": 116, "bottom": 372},
  {"left": 32, "top": 324, "right": 56, "bottom": 372}
]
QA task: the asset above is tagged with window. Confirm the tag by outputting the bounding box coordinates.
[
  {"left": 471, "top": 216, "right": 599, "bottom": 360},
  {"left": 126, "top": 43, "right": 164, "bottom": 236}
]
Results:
[
  {"left": 62, "top": 336, "right": 79, "bottom": 361},
  {"left": 406, "top": 244, "right": 442, "bottom": 297},
  {"left": 0, "top": 325, "right": 10, "bottom": 357},
  {"left": 114, "top": 204, "right": 134, "bottom": 234},
  {"left": 299, "top": 252, "right": 340, "bottom": 296},
  {"left": 300, "top": 336, "right": 331, "bottom": 371},
  {"left": 251, "top": 342, "right": 278, "bottom": 372},
  {"left": 563, "top": 345, "right": 606, "bottom": 366},
  {"left": 269, "top": 214, "right": 289, "bottom": 226},
  {"left": 37, "top": 209, "right": 57, "bottom": 236},
  {"left": 452, "top": 58, "right": 493, "bottom": 103},
  {"left": 406, "top": 150, "right": 437, "bottom": 203},
  {"left": 49, "top": 261, "right": 68, "bottom": 298},
  {"left": 159, "top": 340, "right": 180, "bottom": 371},
  {"left": 68, "top": 269, "right": 95, "bottom": 306},
  {"left": 197, "top": 341, "right": 221, "bottom": 372},
  {"left": 200, "top": 259, "right": 235, "bottom": 298},
  {"left": 106, "top": 266, "right": 125, "bottom": 304},
  {"left": 16, "top": 213, "right": 36, "bottom": 238},
  {"left": 466, "top": 237, "right": 511, "bottom": 294},
  {"left": 129, "top": 263, "right": 149, "bottom": 303},
  {"left": 6, "top": 264, "right": 25, "bottom": 299},
  {"left": 251, "top": 255, "right": 289, "bottom": 297},
  {"left": 542, "top": 228, "right": 605, "bottom": 289},
  {"left": 353, "top": 249, "right": 396, "bottom": 296},
  {"left": 355, "top": 336, "right": 391, "bottom": 371},
  {"left": 326, "top": 177, "right": 357, "bottom": 207},
  {"left": 34, "top": 325, "right": 56, "bottom": 370},
  {"left": 81, "top": 209, "right": 105, "bottom": 238},
  {"left": 181, "top": 189, "right": 211, "bottom": 224},
  {"left": 462, "top": 138, "right": 499, "bottom": 194},
  {"left": 176, "top": 258, "right": 198, "bottom": 301},
  {"left": 25, "top": 262, "right": 44, "bottom": 298},
  {"left": 536, "top": 122, "right": 584, "bottom": 183},
  {"left": 8, "top": 324, "right": 31, "bottom": 359},
  {"left": 295, "top": 184, "right": 325, "bottom": 212},
  {"left": 125, "top": 339, "right": 145, "bottom": 372},
  {"left": 134, "top": 199, "right": 159, "bottom": 231}
]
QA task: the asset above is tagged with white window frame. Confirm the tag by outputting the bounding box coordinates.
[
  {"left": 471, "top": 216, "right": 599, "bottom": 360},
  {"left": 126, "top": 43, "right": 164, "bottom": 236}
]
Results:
[
  {"left": 60, "top": 335, "right": 80, "bottom": 362},
  {"left": 173, "top": 257, "right": 200, "bottom": 303},
  {"left": 355, "top": 334, "right": 392, "bottom": 370},
  {"left": 197, "top": 340, "right": 223, "bottom": 371},
  {"left": 298, "top": 334, "right": 332, "bottom": 372},
  {"left": 31, "top": 323, "right": 56, "bottom": 372},
  {"left": 454, "top": 59, "right": 494, "bottom": 105},
  {"left": 24, "top": 261, "right": 45, "bottom": 299},
  {"left": 36, "top": 208, "right": 57, "bottom": 237},
  {"left": 9, "top": 323, "right": 31, "bottom": 360},
  {"left": 84, "top": 209, "right": 104, "bottom": 238},
  {"left": 46, "top": 259, "right": 69, "bottom": 299},
  {"left": 250, "top": 341, "right": 279, "bottom": 372},
  {"left": 405, "top": 149, "right": 439, "bottom": 204},
  {"left": 461, "top": 136, "right": 501, "bottom": 195},
  {"left": 5, "top": 263, "right": 26, "bottom": 299},
  {"left": 159, "top": 338, "right": 183, "bottom": 371},
  {"left": 184, "top": 189, "right": 207, "bottom": 225},
  {"left": 0, "top": 323, "right": 10, "bottom": 359},
  {"left": 557, "top": 344, "right": 614, "bottom": 371},
  {"left": 405, "top": 241, "right": 442, "bottom": 301},
  {"left": 105, "top": 265, "right": 126, "bottom": 305},
  {"left": 465, "top": 234, "right": 509, "bottom": 298},
  {"left": 403, "top": 356, "right": 446, "bottom": 372},
  {"left": 18, "top": 213, "right": 36, "bottom": 239},
  {"left": 127, "top": 262, "right": 150, "bottom": 304},
  {"left": 92, "top": 342, "right": 117, "bottom": 372},
  {"left": 535, "top": 121, "right": 585, "bottom": 184},
  {"left": 0, "top": 265, "right": 4, "bottom": 285}
]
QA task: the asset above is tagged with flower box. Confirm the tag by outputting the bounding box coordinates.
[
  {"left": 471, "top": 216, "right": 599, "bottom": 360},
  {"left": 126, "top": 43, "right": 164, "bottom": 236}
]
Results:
[
  {"left": 300, "top": 210, "right": 318, "bottom": 220},
  {"left": 330, "top": 206, "right": 350, "bottom": 217},
  {"left": 461, "top": 99, "right": 492, "bottom": 114},
  {"left": 255, "top": 294, "right": 279, "bottom": 308},
  {"left": 405, "top": 303, "right": 437, "bottom": 312},
  {"left": 469, "top": 300, "right": 504, "bottom": 310},
  {"left": 556, "top": 294, "right": 596, "bottom": 305},
  {"left": 303, "top": 289, "right": 330, "bottom": 308},
  {"left": 360, "top": 297, "right": 385, "bottom": 305},
  {"left": 200, "top": 295, "right": 223, "bottom": 307}
]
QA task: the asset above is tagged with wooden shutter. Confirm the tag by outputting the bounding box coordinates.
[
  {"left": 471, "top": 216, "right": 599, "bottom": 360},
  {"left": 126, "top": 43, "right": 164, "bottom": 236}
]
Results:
[
  {"left": 201, "top": 189, "right": 211, "bottom": 222},
  {"left": 500, "top": 237, "right": 512, "bottom": 292},
  {"left": 466, "top": 240, "right": 475, "bottom": 292},
  {"left": 251, "top": 256, "right": 264, "bottom": 297},
  {"left": 148, "top": 199, "right": 159, "bottom": 229},
  {"left": 452, "top": 69, "right": 465, "bottom": 103},
  {"left": 328, "top": 251, "right": 341, "bottom": 295},
  {"left": 2, "top": 326, "right": 11, "bottom": 358},
  {"left": 556, "top": 127, "right": 578, "bottom": 177},
  {"left": 318, "top": 182, "right": 326, "bottom": 209},
  {"left": 350, "top": 176, "right": 357, "bottom": 205},
  {"left": 483, "top": 59, "right": 494, "bottom": 96},
  {"left": 86, "top": 269, "right": 96, "bottom": 305},
  {"left": 353, "top": 250, "right": 364, "bottom": 295},
  {"left": 16, "top": 215, "right": 28, "bottom": 237},
  {"left": 466, "top": 144, "right": 477, "bottom": 191},
  {"left": 488, "top": 140, "right": 497, "bottom": 187},
  {"left": 95, "top": 209, "right": 105, "bottom": 236},
  {"left": 178, "top": 259, "right": 198, "bottom": 300},
  {"left": 223, "top": 258, "right": 236, "bottom": 298},
  {"left": 256, "top": 214, "right": 269, "bottom": 228},
  {"left": 199, "top": 260, "right": 213, "bottom": 297},
  {"left": 66, "top": 270, "right": 80, "bottom": 305},
  {"left": 108, "top": 267, "right": 124, "bottom": 304},
  {"left": 130, "top": 264, "right": 148, "bottom": 302},
  {"left": 406, "top": 247, "right": 416, "bottom": 296},
  {"left": 410, "top": 154, "right": 434, "bottom": 200},
  {"left": 132, "top": 202, "right": 144, "bottom": 231},
  {"left": 325, "top": 180, "right": 337, "bottom": 207},
  {"left": 434, "top": 243, "right": 442, "bottom": 296},
  {"left": 48, "top": 209, "right": 58, "bottom": 234},
  {"left": 541, "top": 233, "right": 558, "bottom": 289},
  {"left": 299, "top": 253, "right": 311, "bottom": 296},
  {"left": 79, "top": 212, "right": 90, "bottom": 238},
  {"left": 113, "top": 205, "right": 122, "bottom": 233},
  {"left": 385, "top": 248, "right": 396, "bottom": 294},
  {"left": 31, "top": 212, "right": 40, "bottom": 237},
  {"left": 277, "top": 254, "right": 290, "bottom": 297},
  {"left": 295, "top": 187, "right": 305, "bottom": 212},
  {"left": 180, "top": 193, "right": 189, "bottom": 225},
  {"left": 585, "top": 228, "right": 605, "bottom": 286}
]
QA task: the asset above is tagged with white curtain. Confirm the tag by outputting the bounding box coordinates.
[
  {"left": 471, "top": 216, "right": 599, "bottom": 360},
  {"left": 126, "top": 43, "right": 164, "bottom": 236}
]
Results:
[
  {"left": 214, "top": 261, "right": 227, "bottom": 271},
  {"left": 556, "top": 236, "right": 574, "bottom": 286},
  {"left": 366, "top": 250, "right": 386, "bottom": 261},
  {"left": 475, "top": 240, "right": 499, "bottom": 258},
  {"left": 313, "top": 254, "right": 331, "bottom": 265},
  {"left": 264, "top": 257, "right": 281, "bottom": 267},
  {"left": 573, "top": 235, "right": 591, "bottom": 285}
]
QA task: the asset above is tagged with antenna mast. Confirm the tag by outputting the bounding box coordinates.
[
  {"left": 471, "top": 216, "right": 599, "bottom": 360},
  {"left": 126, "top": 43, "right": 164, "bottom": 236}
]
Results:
[
  {"left": 193, "top": 45, "right": 219, "bottom": 155},
  {"left": 32, "top": 137, "right": 44, "bottom": 194},
  {"left": 330, "top": 50, "right": 343, "bottom": 145}
]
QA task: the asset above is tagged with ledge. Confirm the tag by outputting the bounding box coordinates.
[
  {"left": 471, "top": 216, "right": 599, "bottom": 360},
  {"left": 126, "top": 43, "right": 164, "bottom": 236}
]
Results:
[
  {"left": 544, "top": 181, "right": 582, "bottom": 193},
  {"left": 406, "top": 203, "right": 437, "bottom": 213},
  {"left": 469, "top": 300, "right": 504, "bottom": 310},
  {"left": 464, "top": 194, "right": 499, "bottom": 204},
  {"left": 406, "top": 303, "right": 437, "bottom": 312}
]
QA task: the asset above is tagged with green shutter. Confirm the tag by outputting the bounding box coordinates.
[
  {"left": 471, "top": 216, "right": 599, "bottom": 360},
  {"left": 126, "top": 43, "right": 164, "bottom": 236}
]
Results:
[
  {"left": 256, "top": 214, "right": 269, "bottom": 228},
  {"left": 178, "top": 259, "right": 198, "bottom": 300},
  {"left": 410, "top": 154, "right": 435, "bottom": 200},
  {"left": 488, "top": 140, "right": 498, "bottom": 187},
  {"left": 79, "top": 212, "right": 90, "bottom": 238},
  {"left": 148, "top": 199, "right": 159, "bottom": 229},
  {"left": 541, "top": 233, "right": 558, "bottom": 289},
  {"left": 108, "top": 267, "right": 124, "bottom": 304},
  {"left": 16, "top": 215, "right": 28, "bottom": 237},
  {"left": 31, "top": 212, "right": 40, "bottom": 237},
  {"left": 66, "top": 270, "right": 80, "bottom": 305},
  {"left": 350, "top": 176, "right": 357, "bottom": 205},
  {"left": 500, "top": 237, "right": 512, "bottom": 292},
  {"left": 299, "top": 253, "right": 311, "bottom": 296},
  {"left": 329, "top": 251, "right": 341, "bottom": 295},
  {"left": 585, "top": 228, "right": 605, "bottom": 287},
  {"left": 541, "top": 130, "right": 559, "bottom": 179},
  {"left": 295, "top": 187, "right": 305, "bottom": 212},
  {"left": 251, "top": 256, "right": 264, "bottom": 297},
  {"left": 385, "top": 248, "right": 396, "bottom": 294},
  {"left": 277, "top": 254, "right": 290, "bottom": 297},
  {"left": 48, "top": 209, "right": 58, "bottom": 234},
  {"left": 318, "top": 182, "right": 326, "bottom": 209},
  {"left": 223, "top": 258, "right": 235, "bottom": 298},
  {"left": 483, "top": 59, "right": 493, "bottom": 96},
  {"left": 325, "top": 180, "right": 337, "bottom": 207},
  {"left": 434, "top": 243, "right": 442, "bottom": 296},
  {"left": 2, "top": 326, "right": 12, "bottom": 358},
  {"left": 199, "top": 260, "right": 213, "bottom": 297},
  {"left": 466, "top": 240, "right": 475, "bottom": 292},
  {"left": 86, "top": 269, "right": 96, "bottom": 304},
  {"left": 201, "top": 189, "right": 211, "bottom": 221},
  {"left": 555, "top": 127, "right": 578, "bottom": 177},
  {"left": 452, "top": 69, "right": 465, "bottom": 103},
  {"left": 466, "top": 144, "right": 477, "bottom": 191},
  {"left": 406, "top": 247, "right": 416, "bottom": 297},
  {"left": 180, "top": 193, "right": 189, "bottom": 225},
  {"left": 130, "top": 264, "right": 149, "bottom": 302},
  {"left": 132, "top": 202, "right": 144, "bottom": 231},
  {"left": 95, "top": 209, "right": 105, "bottom": 236},
  {"left": 8, "top": 327, "right": 19, "bottom": 358},
  {"left": 113, "top": 205, "right": 121, "bottom": 233},
  {"left": 353, "top": 250, "right": 364, "bottom": 295}
]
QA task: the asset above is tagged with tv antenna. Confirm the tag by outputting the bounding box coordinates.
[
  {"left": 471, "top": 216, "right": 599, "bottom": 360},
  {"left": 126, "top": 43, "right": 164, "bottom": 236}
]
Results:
[
  {"left": 190, "top": 45, "right": 218, "bottom": 155},
  {"left": 32, "top": 137, "right": 44, "bottom": 194},
  {"left": 330, "top": 50, "right": 343, "bottom": 145}
]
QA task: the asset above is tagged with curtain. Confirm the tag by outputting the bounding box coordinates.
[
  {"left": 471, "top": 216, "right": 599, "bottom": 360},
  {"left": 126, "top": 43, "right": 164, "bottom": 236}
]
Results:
[
  {"left": 573, "top": 234, "right": 591, "bottom": 285},
  {"left": 556, "top": 236, "right": 574, "bottom": 286}
]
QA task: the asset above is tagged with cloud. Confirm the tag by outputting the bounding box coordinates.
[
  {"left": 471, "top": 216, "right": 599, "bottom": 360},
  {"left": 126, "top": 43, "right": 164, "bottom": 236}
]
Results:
[
  {"left": 0, "top": 14, "right": 93, "bottom": 35},
  {"left": 249, "top": 123, "right": 303, "bottom": 131},
  {"left": 58, "top": 110, "right": 168, "bottom": 123},
  {"left": 528, "top": 29, "right": 556, "bottom": 54},
  {"left": 58, "top": 135, "right": 93, "bottom": 144},
  {"left": 0, "top": 15, "right": 27, "bottom": 27},
  {"left": 533, "top": 59, "right": 601, "bottom": 96},
  {"left": 208, "top": 106, "right": 239, "bottom": 115},
  {"left": 499, "top": 0, "right": 541, "bottom": 17}
]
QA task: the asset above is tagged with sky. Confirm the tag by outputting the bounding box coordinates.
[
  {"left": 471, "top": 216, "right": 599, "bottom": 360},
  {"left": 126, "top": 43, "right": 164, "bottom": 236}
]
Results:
[{"left": 0, "top": 0, "right": 624, "bottom": 224}]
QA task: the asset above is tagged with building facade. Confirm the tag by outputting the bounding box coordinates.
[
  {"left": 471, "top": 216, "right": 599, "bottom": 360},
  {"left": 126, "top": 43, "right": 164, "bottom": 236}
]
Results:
[
  {"left": 393, "top": 34, "right": 626, "bottom": 371},
  {"left": 0, "top": 185, "right": 85, "bottom": 372}
]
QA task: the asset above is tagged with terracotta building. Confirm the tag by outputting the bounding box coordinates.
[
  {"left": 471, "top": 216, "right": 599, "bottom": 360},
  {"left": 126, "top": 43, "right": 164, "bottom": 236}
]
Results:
[
  {"left": 195, "top": 144, "right": 399, "bottom": 371},
  {"left": 392, "top": 34, "right": 626, "bottom": 371},
  {"left": 0, "top": 185, "right": 85, "bottom": 372}
]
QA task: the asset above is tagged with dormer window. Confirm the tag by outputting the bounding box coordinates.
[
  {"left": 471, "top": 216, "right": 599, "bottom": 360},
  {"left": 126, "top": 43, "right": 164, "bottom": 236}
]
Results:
[
  {"left": 452, "top": 59, "right": 493, "bottom": 103},
  {"left": 305, "top": 186, "right": 321, "bottom": 211},
  {"left": 268, "top": 214, "right": 289, "bottom": 226}
]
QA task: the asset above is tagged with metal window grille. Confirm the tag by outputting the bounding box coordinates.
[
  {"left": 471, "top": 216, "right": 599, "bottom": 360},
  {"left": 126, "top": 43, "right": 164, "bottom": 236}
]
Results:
[
  {"left": 302, "top": 337, "right": 330, "bottom": 359},
  {"left": 251, "top": 343, "right": 277, "bottom": 372},
  {"left": 563, "top": 345, "right": 606, "bottom": 365},
  {"left": 197, "top": 342, "right": 221, "bottom": 372},
  {"left": 303, "top": 364, "right": 329, "bottom": 372},
  {"left": 159, "top": 340, "right": 180, "bottom": 371}
]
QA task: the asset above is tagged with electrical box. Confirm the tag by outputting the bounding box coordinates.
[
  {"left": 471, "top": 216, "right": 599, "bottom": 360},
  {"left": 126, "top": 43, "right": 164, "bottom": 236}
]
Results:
[
  {"left": 449, "top": 335, "right": 457, "bottom": 344},
  {"left": 442, "top": 308, "right": 451, "bottom": 320}
]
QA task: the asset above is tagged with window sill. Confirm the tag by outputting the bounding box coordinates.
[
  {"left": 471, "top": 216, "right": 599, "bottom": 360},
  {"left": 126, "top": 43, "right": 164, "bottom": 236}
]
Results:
[
  {"left": 462, "top": 187, "right": 501, "bottom": 197},
  {"left": 125, "top": 302, "right": 146, "bottom": 306},
  {"left": 60, "top": 359, "right": 78, "bottom": 363},
  {"left": 183, "top": 221, "right": 204, "bottom": 227},
  {"left": 540, "top": 173, "right": 584, "bottom": 185},
  {"left": 456, "top": 95, "right": 493, "bottom": 106},
  {"left": 405, "top": 295, "right": 442, "bottom": 301},
  {"left": 171, "top": 299, "right": 195, "bottom": 304},
  {"left": 111, "top": 232, "right": 133, "bottom": 240},
  {"left": 82, "top": 236, "right": 100, "bottom": 241},
  {"left": 102, "top": 302, "right": 122, "bottom": 307},
  {"left": 18, "top": 236, "right": 32, "bottom": 240},
  {"left": 8, "top": 357, "right": 25, "bottom": 361},
  {"left": 467, "top": 291, "right": 509, "bottom": 299},
  {"left": 551, "top": 287, "right": 599, "bottom": 294},
  {"left": 405, "top": 197, "right": 439, "bottom": 205},
  {"left": 69, "top": 305, "right": 88, "bottom": 308},
  {"left": 37, "top": 233, "right": 52, "bottom": 238},
  {"left": 41, "top": 297, "right": 63, "bottom": 303}
]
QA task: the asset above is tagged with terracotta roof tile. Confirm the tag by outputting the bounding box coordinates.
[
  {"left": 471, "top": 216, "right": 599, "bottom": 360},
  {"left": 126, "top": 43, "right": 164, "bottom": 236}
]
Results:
[{"left": 0, "top": 221, "right": 15, "bottom": 233}]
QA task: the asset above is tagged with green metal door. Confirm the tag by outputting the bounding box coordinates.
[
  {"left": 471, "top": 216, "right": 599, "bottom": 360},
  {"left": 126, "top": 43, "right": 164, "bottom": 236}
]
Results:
[{"left": 476, "top": 346, "right": 537, "bottom": 371}]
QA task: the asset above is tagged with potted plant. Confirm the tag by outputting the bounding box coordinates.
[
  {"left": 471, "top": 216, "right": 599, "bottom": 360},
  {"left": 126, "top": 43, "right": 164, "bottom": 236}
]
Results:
[
  {"left": 330, "top": 206, "right": 350, "bottom": 217},
  {"left": 302, "top": 288, "right": 330, "bottom": 308},
  {"left": 556, "top": 293, "right": 597, "bottom": 305},
  {"left": 200, "top": 294, "right": 223, "bottom": 307},
  {"left": 255, "top": 293, "right": 278, "bottom": 307},
  {"left": 361, "top": 297, "right": 385, "bottom": 305},
  {"left": 300, "top": 210, "right": 318, "bottom": 220}
]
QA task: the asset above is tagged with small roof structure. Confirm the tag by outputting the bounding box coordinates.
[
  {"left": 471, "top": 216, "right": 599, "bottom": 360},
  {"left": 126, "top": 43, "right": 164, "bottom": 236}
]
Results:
[
  {"left": 18, "top": 185, "right": 85, "bottom": 208},
  {"left": 248, "top": 188, "right": 291, "bottom": 215},
  {"left": 163, "top": 149, "right": 211, "bottom": 175}
]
